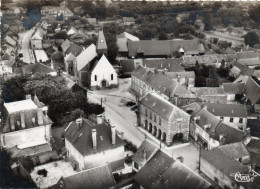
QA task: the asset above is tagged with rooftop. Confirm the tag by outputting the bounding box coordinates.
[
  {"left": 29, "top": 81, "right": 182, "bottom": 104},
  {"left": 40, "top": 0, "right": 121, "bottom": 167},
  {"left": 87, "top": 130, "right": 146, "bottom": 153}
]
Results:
[
  {"left": 140, "top": 92, "right": 190, "bottom": 120},
  {"left": 58, "top": 164, "right": 115, "bottom": 189},
  {"left": 143, "top": 59, "right": 185, "bottom": 72},
  {"left": 4, "top": 99, "right": 38, "bottom": 114},
  {"left": 64, "top": 118, "right": 125, "bottom": 157}
]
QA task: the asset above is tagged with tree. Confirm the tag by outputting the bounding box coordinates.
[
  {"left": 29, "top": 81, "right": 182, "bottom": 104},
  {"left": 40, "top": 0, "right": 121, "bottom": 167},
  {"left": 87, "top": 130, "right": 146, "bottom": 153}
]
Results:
[
  {"left": 1, "top": 76, "right": 28, "bottom": 103},
  {"left": 249, "top": 4, "right": 260, "bottom": 23},
  {"left": 158, "top": 32, "right": 168, "bottom": 40},
  {"left": 203, "top": 13, "right": 213, "bottom": 31},
  {"left": 244, "top": 31, "right": 259, "bottom": 47}
]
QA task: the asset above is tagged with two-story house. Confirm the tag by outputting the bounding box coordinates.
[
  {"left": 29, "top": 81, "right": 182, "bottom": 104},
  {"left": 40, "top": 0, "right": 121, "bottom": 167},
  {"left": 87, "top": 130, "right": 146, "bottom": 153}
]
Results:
[
  {"left": 139, "top": 92, "right": 190, "bottom": 146},
  {"left": 64, "top": 118, "right": 126, "bottom": 172},
  {"left": 204, "top": 103, "right": 247, "bottom": 131},
  {"left": 0, "top": 98, "right": 53, "bottom": 158}
]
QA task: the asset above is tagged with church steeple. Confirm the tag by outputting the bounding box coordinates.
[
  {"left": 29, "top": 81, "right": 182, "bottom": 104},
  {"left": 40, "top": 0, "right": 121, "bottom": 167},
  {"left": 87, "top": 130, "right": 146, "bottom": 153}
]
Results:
[{"left": 96, "top": 28, "right": 107, "bottom": 57}]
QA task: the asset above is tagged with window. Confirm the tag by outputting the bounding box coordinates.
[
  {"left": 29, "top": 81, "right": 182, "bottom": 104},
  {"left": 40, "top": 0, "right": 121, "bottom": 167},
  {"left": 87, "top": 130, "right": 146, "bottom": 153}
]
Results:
[
  {"left": 154, "top": 114, "right": 157, "bottom": 123},
  {"left": 95, "top": 75, "right": 97, "bottom": 81},
  {"left": 145, "top": 109, "right": 148, "bottom": 116},
  {"left": 134, "top": 162, "right": 139, "bottom": 170},
  {"left": 230, "top": 118, "right": 234, "bottom": 123},
  {"left": 239, "top": 118, "right": 243, "bottom": 123},
  {"left": 150, "top": 112, "right": 152, "bottom": 119},
  {"left": 220, "top": 117, "right": 224, "bottom": 120},
  {"left": 111, "top": 74, "right": 113, "bottom": 80},
  {"left": 159, "top": 117, "right": 162, "bottom": 126}
]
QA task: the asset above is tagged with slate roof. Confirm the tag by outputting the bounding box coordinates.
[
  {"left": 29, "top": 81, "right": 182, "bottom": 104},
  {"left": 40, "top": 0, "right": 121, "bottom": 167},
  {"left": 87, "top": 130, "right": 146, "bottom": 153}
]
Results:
[
  {"left": 222, "top": 83, "right": 245, "bottom": 94},
  {"left": 140, "top": 92, "right": 190, "bottom": 120},
  {"left": 243, "top": 77, "right": 260, "bottom": 104},
  {"left": 134, "top": 150, "right": 210, "bottom": 189},
  {"left": 132, "top": 139, "right": 159, "bottom": 167},
  {"left": 202, "top": 147, "right": 249, "bottom": 181},
  {"left": 64, "top": 119, "right": 125, "bottom": 156},
  {"left": 213, "top": 123, "right": 246, "bottom": 144},
  {"left": 75, "top": 44, "right": 97, "bottom": 71},
  {"left": 128, "top": 39, "right": 204, "bottom": 57},
  {"left": 97, "top": 30, "right": 107, "bottom": 51},
  {"left": 59, "top": 164, "right": 115, "bottom": 189},
  {"left": 143, "top": 59, "right": 185, "bottom": 72},
  {"left": 204, "top": 103, "right": 247, "bottom": 118}
]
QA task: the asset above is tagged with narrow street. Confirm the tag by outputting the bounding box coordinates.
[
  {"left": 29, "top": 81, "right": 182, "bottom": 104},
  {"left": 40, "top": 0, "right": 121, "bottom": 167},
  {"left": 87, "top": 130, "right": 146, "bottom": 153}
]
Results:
[{"left": 19, "top": 29, "right": 35, "bottom": 64}]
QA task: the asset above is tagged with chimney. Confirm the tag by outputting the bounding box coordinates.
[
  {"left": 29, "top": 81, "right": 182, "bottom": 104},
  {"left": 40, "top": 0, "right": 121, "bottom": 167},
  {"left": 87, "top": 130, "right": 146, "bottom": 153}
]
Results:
[
  {"left": 96, "top": 115, "right": 103, "bottom": 124},
  {"left": 37, "top": 109, "right": 44, "bottom": 125},
  {"left": 76, "top": 118, "right": 83, "bottom": 128},
  {"left": 111, "top": 125, "right": 116, "bottom": 145},
  {"left": 20, "top": 111, "right": 26, "bottom": 129},
  {"left": 10, "top": 114, "right": 15, "bottom": 131},
  {"left": 142, "top": 148, "right": 146, "bottom": 160},
  {"left": 26, "top": 94, "right": 31, "bottom": 100},
  {"left": 92, "top": 129, "right": 97, "bottom": 151},
  {"left": 219, "top": 134, "right": 224, "bottom": 141}
]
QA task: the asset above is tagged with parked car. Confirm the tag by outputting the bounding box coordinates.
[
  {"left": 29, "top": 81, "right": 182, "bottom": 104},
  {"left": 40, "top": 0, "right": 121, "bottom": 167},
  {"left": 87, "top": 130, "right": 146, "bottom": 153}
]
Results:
[
  {"left": 126, "top": 101, "right": 136, "bottom": 107},
  {"left": 131, "top": 105, "right": 138, "bottom": 111}
]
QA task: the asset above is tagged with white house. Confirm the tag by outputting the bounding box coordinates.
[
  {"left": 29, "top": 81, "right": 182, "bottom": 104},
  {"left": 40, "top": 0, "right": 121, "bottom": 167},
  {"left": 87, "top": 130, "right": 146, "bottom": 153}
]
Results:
[
  {"left": 64, "top": 118, "right": 125, "bottom": 172},
  {"left": 0, "top": 98, "right": 53, "bottom": 158},
  {"left": 90, "top": 55, "right": 118, "bottom": 89},
  {"left": 31, "top": 30, "right": 44, "bottom": 49}
]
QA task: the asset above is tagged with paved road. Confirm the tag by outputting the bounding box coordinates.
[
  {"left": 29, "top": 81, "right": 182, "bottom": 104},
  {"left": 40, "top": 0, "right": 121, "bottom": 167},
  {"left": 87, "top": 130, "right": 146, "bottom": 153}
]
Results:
[
  {"left": 87, "top": 79, "right": 145, "bottom": 148},
  {"left": 21, "top": 29, "right": 35, "bottom": 64}
]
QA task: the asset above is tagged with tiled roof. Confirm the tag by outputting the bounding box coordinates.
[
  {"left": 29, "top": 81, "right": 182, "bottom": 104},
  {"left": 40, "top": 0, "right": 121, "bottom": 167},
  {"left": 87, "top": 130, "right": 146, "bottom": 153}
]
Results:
[
  {"left": 134, "top": 150, "right": 210, "bottom": 189},
  {"left": 64, "top": 119, "right": 125, "bottom": 156},
  {"left": 140, "top": 92, "right": 190, "bottom": 120},
  {"left": 202, "top": 147, "right": 249, "bottom": 181},
  {"left": 191, "top": 108, "right": 221, "bottom": 134},
  {"left": 243, "top": 77, "right": 260, "bottom": 104},
  {"left": 70, "top": 30, "right": 90, "bottom": 40},
  {"left": 234, "top": 62, "right": 255, "bottom": 76},
  {"left": 61, "top": 39, "right": 71, "bottom": 52},
  {"left": 238, "top": 57, "right": 260, "bottom": 66},
  {"left": 65, "top": 43, "right": 83, "bottom": 57},
  {"left": 165, "top": 71, "right": 195, "bottom": 79},
  {"left": 190, "top": 87, "right": 225, "bottom": 96},
  {"left": 218, "top": 142, "right": 249, "bottom": 160},
  {"left": 75, "top": 44, "right": 97, "bottom": 71},
  {"left": 7, "top": 143, "right": 52, "bottom": 159},
  {"left": 97, "top": 30, "right": 107, "bottom": 51},
  {"left": 128, "top": 39, "right": 204, "bottom": 57},
  {"left": 181, "top": 102, "right": 203, "bottom": 116},
  {"left": 132, "top": 139, "right": 159, "bottom": 167},
  {"left": 143, "top": 59, "right": 185, "bottom": 72},
  {"left": 116, "top": 32, "right": 139, "bottom": 41},
  {"left": 222, "top": 83, "right": 245, "bottom": 94},
  {"left": 253, "top": 70, "right": 260, "bottom": 78},
  {"left": 244, "top": 137, "right": 260, "bottom": 166},
  {"left": 213, "top": 123, "right": 246, "bottom": 144},
  {"left": 204, "top": 103, "right": 247, "bottom": 118},
  {"left": 59, "top": 164, "right": 115, "bottom": 189}
]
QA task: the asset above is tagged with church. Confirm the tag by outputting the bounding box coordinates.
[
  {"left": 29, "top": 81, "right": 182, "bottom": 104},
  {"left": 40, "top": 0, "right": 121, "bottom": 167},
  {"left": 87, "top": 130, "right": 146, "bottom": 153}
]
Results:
[{"left": 72, "top": 29, "right": 118, "bottom": 89}]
